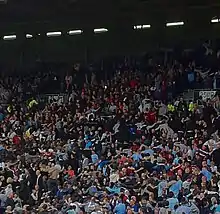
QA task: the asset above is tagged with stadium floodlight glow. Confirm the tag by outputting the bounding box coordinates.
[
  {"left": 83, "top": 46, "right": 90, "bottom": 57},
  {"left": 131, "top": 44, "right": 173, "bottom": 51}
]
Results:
[
  {"left": 3, "top": 35, "right": 16, "bottom": 40},
  {"left": 134, "top": 24, "right": 151, "bottom": 29},
  {"left": 68, "top": 30, "right": 83, "bottom": 35},
  {"left": 26, "top": 34, "right": 33, "bottom": 39},
  {"left": 211, "top": 18, "right": 220, "bottom": 23},
  {"left": 94, "top": 28, "right": 108, "bottom": 33},
  {"left": 46, "top": 31, "right": 62, "bottom": 37},
  {"left": 166, "top": 21, "right": 184, "bottom": 27},
  {"left": 142, "top": 24, "right": 151, "bottom": 29}
]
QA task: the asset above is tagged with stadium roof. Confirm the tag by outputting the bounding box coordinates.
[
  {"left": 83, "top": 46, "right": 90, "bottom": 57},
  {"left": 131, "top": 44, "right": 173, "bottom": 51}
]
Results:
[
  {"left": 0, "top": 0, "right": 219, "bottom": 32},
  {"left": 0, "top": 0, "right": 219, "bottom": 64}
]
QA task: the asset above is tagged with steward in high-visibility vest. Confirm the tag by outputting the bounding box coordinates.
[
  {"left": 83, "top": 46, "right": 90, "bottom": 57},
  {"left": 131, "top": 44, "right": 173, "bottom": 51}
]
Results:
[
  {"left": 167, "top": 104, "right": 175, "bottom": 112},
  {"left": 7, "top": 105, "right": 12, "bottom": 113},
  {"left": 28, "top": 98, "right": 38, "bottom": 109},
  {"left": 188, "top": 102, "right": 195, "bottom": 112},
  {"left": 7, "top": 104, "right": 16, "bottom": 113}
]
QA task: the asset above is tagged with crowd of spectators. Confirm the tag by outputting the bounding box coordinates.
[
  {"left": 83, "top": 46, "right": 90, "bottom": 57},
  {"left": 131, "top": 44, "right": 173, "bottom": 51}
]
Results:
[{"left": 1, "top": 45, "right": 220, "bottom": 213}]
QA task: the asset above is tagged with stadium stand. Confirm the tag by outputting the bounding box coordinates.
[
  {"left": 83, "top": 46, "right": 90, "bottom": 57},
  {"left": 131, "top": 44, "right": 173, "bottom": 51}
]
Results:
[{"left": 1, "top": 1, "right": 220, "bottom": 214}]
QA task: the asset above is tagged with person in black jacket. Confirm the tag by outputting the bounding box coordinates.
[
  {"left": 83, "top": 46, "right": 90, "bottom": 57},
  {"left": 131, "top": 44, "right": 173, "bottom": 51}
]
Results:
[
  {"left": 19, "top": 175, "right": 31, "bottom": 204},
  {"left": 36, "top": 170, "right": 45, "bottom": 193},
  {"left": 200, "top": 198, "right": 211, "bottom": 214},
  {"left": 211, "top": 146, "right": 220, "bottom": 169},
  {"left": 5, "top": 193, "right": 15, "bottom": 210}
]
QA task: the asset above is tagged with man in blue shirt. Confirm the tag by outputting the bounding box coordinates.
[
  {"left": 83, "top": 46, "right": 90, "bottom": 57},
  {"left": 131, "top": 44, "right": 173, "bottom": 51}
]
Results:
[
  {"left": 175, "top": 197, "right": 191, "bottom": 214},
  {"left": 114, "top": 201, "right": 126, "bottom": 214},
  {"left": 132, "top": 151, "right": 142, "bottom": 162},
  {"left": 91, "top": 151, "right": 99, "bottom": 164},
  {"left": 167, "top": 192, "right": 179, "bottom": 211}
]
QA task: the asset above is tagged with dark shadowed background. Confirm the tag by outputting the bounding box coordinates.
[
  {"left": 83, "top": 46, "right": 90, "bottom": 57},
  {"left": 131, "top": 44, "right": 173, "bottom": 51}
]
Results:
[{"left": 0, "top": 0, "right": 219, "bottom": 64}]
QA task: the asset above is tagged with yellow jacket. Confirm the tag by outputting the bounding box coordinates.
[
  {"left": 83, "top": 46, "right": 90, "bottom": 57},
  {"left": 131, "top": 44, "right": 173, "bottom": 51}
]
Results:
[
  {"left": 28, "top": 99, "right": 38, "bottom": 109},
  {"left": 167, "top": 104, "right": 175, "bottom": 112},
  {"left": 188, "top": 102, "right": 195, "bottom": 112}
]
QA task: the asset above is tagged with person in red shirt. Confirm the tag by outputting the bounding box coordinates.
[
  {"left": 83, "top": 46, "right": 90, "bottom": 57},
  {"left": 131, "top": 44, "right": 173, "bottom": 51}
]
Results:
[
  {"left": 131, "top": 142, "right": 140, "bottom": 152},
  {"left": 64, "top": 165, "right": 75, "bottom": 179},
  {"left": 118, "top": 154, "right": 132, "bottom": 166},
  {"left": 13, "top": 135, "right": 21, "bottom": 145},
  {"left": 130, "top": 78, "right": 138, "bottom": 89},
  {"left": 118, "top": 154, "right": 127, "bottom": 165},
  {"left": 145, "top": 108, "right": 157, "bottom": 124}
]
